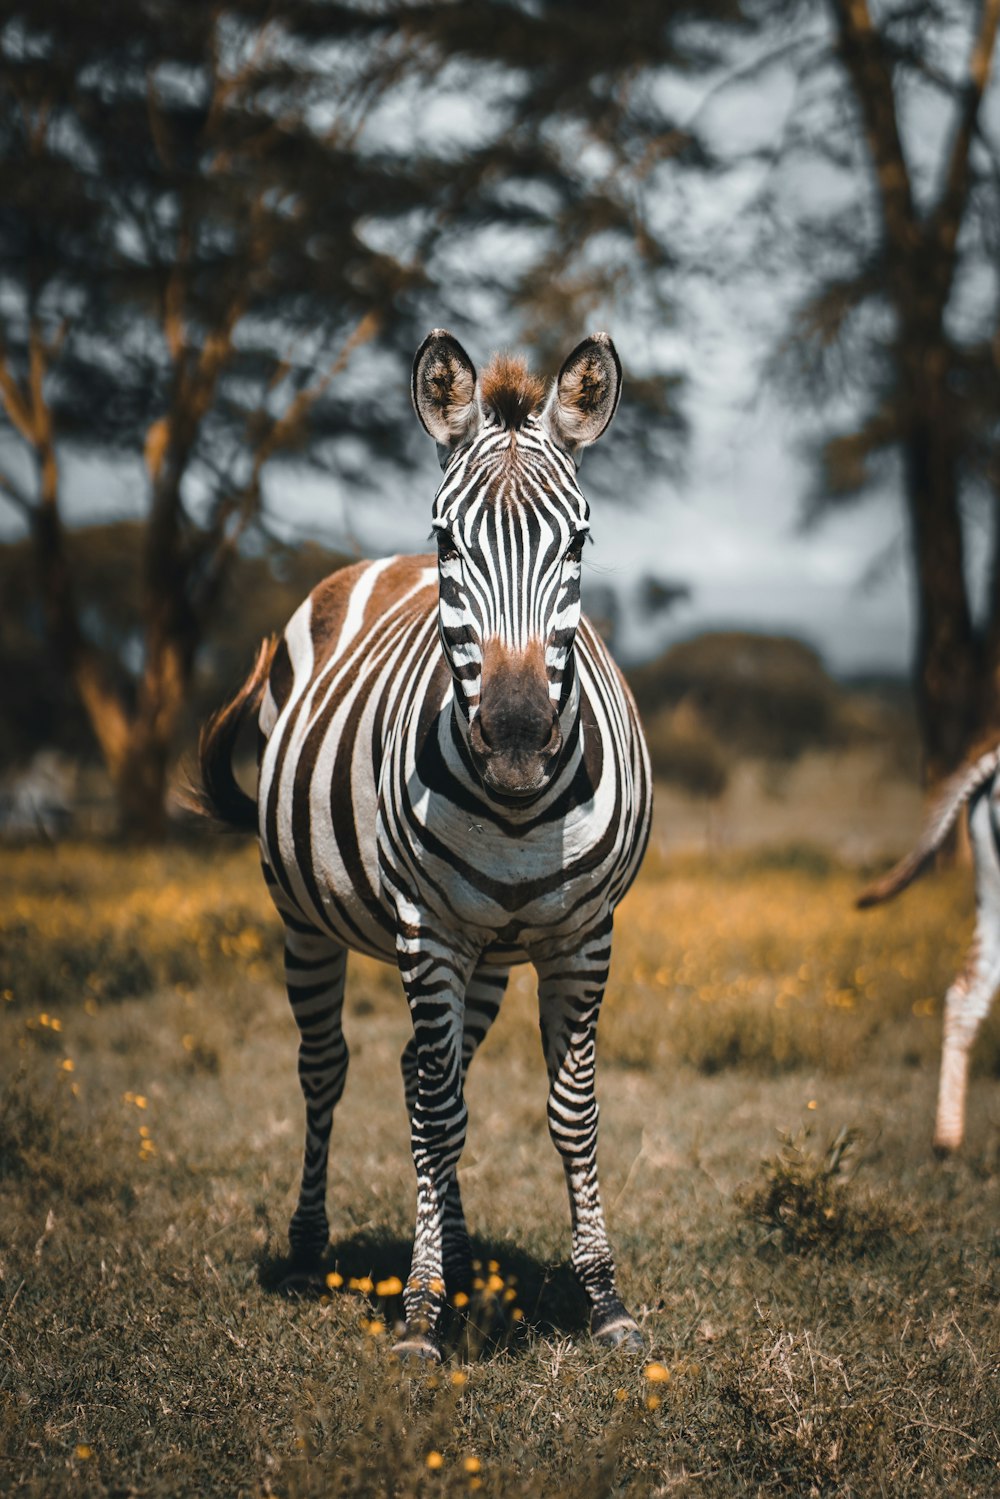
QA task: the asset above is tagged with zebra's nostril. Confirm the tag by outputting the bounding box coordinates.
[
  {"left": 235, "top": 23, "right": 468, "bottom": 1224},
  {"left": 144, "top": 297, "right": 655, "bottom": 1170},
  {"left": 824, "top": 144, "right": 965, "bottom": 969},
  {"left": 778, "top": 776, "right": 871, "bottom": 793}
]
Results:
[{"left": 545, "top": 717, "right": 562, "bottom": 758}]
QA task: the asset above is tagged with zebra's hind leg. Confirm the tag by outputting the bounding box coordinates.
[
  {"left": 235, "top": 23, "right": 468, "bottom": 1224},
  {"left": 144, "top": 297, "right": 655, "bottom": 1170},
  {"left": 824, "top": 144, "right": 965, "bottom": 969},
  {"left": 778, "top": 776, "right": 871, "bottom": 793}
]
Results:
[
  {"left": 400, "top": 963, "right": 510, "bottom": 1295},
  {"left": 536, "top": 921, "right": 643, "bottom": 1353},
  {"left": 283, "top": 922, "right": 349, "bottom": 1265},
  {"left": 934, "top": 792, "right": 1000, "bottom": 1153}
]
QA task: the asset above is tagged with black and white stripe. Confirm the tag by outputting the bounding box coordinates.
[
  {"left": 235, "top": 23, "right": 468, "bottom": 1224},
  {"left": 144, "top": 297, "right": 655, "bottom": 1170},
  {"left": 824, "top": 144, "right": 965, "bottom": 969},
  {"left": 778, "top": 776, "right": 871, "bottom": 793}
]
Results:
[{"left": 200, "top": 331, "right": 651, "bottom": 1357}]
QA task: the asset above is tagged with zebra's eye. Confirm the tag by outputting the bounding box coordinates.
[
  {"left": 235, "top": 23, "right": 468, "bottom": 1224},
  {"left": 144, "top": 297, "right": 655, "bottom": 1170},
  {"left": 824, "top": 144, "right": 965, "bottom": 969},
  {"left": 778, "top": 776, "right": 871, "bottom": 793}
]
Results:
[
  {"left": 435, "top": 527, "right": 461, "bottom": 564},
  {"left": 564, "top": 531, "right": 588, "bottom": 564}
]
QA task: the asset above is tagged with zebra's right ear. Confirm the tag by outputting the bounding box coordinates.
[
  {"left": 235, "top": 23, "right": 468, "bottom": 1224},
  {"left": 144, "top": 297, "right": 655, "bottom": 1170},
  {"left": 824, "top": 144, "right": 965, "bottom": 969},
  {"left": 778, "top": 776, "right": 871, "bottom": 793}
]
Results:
[
  {"left": 412, "top": 330, "right": 479, "bottom": 460},
  {"left": 545, "top": 333, "right": 622, "bottom": 459}
]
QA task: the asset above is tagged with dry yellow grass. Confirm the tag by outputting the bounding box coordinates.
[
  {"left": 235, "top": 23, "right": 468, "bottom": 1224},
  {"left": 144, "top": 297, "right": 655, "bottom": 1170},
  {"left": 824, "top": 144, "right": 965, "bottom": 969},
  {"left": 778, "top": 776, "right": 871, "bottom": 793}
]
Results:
[{"left": 1, "top": 830, "right": 998, "bottom": 1496}]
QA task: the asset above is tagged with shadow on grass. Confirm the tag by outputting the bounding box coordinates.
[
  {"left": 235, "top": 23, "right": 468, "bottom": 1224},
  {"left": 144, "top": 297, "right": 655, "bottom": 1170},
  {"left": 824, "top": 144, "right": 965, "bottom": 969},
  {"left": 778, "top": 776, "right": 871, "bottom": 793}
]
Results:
[{"left": 257, "top": 1231, "right": 590, "bottom": 1354}]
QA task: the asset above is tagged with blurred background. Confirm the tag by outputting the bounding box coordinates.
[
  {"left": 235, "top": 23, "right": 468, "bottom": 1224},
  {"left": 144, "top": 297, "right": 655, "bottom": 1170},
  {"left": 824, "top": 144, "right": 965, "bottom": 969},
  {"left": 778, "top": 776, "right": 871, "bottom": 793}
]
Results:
[{"left": 0, "top": 0, "right": 997, "bottom": 842}]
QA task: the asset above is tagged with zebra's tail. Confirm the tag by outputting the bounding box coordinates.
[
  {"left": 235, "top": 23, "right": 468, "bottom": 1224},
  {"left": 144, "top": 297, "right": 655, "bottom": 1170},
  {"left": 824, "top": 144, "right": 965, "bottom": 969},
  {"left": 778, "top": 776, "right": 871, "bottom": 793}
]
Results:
[
  {"left": 187, "top": 636, "right": 277, "bottom": 833},
  {"left": 856, "top": 741, "right": 1000, "bottom": 909}
]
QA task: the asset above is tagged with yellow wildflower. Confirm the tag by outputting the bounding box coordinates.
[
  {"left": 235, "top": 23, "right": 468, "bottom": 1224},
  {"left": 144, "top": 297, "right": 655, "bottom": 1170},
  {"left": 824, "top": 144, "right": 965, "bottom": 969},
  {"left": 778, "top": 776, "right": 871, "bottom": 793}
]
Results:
[{"left": 425, "top": 1451, "right": 444, "bottom": 1471}]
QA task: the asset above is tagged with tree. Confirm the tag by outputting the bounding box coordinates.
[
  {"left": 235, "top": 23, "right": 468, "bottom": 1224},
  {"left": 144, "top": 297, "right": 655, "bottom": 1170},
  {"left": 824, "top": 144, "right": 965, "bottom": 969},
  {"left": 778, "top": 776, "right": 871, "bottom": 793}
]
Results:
[
  {"left": 748, "top": 0, "right": 1000, "bottom": 783},
  {"left": 0, "top": 1, "right": 425, "bottom": 835},
  {"left": 2, "top": 0, "right": 739, "bottom": 835}
]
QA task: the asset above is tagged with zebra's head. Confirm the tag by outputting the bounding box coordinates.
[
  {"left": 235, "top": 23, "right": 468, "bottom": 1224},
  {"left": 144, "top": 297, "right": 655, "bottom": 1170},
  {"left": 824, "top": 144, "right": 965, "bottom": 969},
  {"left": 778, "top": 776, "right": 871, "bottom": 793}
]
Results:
[{"left": 412, "top": 329, "right": 622, "bottom": 802}]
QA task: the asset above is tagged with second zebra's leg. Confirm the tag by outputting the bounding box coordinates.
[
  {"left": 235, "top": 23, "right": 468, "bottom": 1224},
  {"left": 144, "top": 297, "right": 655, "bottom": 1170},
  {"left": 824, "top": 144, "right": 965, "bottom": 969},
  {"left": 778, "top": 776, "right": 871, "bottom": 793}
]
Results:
[
  {"left": 282, "top": 920, "right": 349, "bottom": 1264},
  {"left": 934, "top": 793, "right": 1000, "bottom": 1152},
  {"left": 535, "top": 920, "right": 643, "bottom": 1351},
  {"left": 400, "top": 963, "right": 510, "bottom": 1293}
]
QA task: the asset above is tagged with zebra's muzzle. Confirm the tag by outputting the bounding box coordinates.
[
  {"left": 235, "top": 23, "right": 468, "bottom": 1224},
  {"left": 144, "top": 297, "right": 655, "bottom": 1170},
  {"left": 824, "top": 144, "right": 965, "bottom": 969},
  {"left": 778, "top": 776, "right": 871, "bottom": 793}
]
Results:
[{"left": 468, "top": 684, "right": 563, "bottom": 800}]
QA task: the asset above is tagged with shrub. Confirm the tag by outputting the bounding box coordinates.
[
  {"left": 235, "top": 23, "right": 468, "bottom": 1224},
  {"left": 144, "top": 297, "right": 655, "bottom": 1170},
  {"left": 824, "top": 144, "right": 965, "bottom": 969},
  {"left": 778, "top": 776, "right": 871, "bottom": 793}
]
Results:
[
  {"left": 738, "top": 1126, "right": 912, "bottom": 1257},
  {"left": 641, "top": 701, "right": 728, "bottom": 799},
  {"left": 628, "top": 631, "right": 851, "bottom": 762}
]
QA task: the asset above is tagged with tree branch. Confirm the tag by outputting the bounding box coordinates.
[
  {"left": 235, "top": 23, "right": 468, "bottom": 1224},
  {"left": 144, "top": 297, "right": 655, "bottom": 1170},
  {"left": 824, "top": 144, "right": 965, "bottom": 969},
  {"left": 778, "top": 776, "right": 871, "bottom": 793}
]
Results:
[
  {"left": 0, "top": 346, "right": 35, "bottom": 444},
  {"left": 928, "top": 0, "right": 1000, "bottom": 280},
  {"left": 827, "top": 0, "right": 919, "bottom": 266},
  {"left": 191, "top": 309, "right": 382, "bottom": 615}
]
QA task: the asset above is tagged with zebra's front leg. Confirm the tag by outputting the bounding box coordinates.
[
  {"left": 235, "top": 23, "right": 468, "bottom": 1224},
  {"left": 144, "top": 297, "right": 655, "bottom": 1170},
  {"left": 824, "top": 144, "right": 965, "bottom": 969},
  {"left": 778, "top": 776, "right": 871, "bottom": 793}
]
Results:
[
  {"left": 400, "top": 964, "right": 510, "bottom": 1294},
  {"left": 394, "top": 937, "right": 479, "bottom": 1361},
  {"left": 536, "top": 925, "right": 643, "bottom": 1351},
  {"left": 282, "top": 925, "right": 349, "bottom": 1264}
]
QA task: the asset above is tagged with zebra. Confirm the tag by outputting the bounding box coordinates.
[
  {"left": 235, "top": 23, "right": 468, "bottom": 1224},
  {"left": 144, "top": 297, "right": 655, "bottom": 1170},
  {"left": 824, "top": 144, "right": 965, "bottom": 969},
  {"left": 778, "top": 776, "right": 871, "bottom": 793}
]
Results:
[
  {"left": 197, "top": 330, "right": 652, "bottom": 1359},
  {"left": 857, "top": 741, "right": 1000, "bottom": 1152}
]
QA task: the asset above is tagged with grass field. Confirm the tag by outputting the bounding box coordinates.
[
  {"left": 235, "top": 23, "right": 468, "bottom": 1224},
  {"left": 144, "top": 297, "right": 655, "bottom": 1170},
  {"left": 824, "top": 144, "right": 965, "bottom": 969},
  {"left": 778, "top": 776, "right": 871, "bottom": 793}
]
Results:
[{"left": 1, "top": 823, "right": 998, "bottom": 1496}]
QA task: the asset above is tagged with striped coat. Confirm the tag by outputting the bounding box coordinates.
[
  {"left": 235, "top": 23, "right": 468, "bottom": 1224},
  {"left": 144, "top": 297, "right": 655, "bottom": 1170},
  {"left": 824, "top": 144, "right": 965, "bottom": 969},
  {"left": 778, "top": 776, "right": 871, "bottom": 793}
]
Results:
[
  {"left": 258, "top": 554, "right": 648, "bottom": 967},
  {"left": 199, "top": 331, "right": 652, "bottom": 1359}
]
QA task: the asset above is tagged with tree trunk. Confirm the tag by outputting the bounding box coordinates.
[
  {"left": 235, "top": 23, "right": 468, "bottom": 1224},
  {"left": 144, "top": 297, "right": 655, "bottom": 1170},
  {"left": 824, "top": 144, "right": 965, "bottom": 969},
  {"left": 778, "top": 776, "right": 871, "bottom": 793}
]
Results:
[
  {"left": 901, "top": 391, "right": 977, "bottom": 786},
  {"left": 112, "top": 628, "right": 194, "bottom": 840},
  {"left": 977, "top": 499, "right": 1000, "bottom": 739},
  {"left": 113, "top": 726, "right": 171, "bottom": 841}
]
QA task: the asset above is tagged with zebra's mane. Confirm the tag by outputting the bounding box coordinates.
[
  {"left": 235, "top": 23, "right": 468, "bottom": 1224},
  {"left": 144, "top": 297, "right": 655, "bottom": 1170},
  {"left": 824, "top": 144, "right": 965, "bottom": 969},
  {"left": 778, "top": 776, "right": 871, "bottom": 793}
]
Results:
[{"left": 479, "top": 354, "right": 545, "bottom": 431}]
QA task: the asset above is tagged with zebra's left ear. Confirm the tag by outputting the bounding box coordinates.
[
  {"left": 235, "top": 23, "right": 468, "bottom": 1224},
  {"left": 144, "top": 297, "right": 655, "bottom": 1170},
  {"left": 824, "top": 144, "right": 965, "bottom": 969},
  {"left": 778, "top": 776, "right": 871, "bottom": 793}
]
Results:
[
  {"left": 545, "top": 333, "right": 622, "bottom": 458},
  {"left": 412, "top": 330, "right": 480, "bottom": 462}
]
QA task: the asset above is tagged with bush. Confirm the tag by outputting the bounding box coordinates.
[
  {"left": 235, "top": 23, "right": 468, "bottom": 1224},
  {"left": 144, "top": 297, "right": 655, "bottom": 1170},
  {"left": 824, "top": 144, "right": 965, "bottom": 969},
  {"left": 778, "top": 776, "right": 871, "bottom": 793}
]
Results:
[
  {"left": 738, "top": 1127, "right": 912, "bottom": 1257},
  {"left": 628, "top": 631, "right": 851, "bottom": 762},
  {"left": 642, "top": 701, "right": 728, "bottom": 798}
]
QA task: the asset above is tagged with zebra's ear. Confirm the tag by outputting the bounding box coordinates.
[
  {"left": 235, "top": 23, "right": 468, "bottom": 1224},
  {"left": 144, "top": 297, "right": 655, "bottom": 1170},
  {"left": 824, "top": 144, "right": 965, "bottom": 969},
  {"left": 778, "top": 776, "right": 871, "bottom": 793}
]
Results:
[
  {"left": 545, "top": 333, "right": 622, "bottom": 458},
  {"left": 412, "top": 330, "right": 479, "bottom": 458}
]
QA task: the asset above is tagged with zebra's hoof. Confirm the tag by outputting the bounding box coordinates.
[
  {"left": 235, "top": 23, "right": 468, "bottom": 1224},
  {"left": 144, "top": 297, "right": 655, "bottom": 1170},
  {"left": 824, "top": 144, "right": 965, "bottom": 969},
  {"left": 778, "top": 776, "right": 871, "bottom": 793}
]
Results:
[
  {"left": 391, "top": 1331, "right": 442, "bottom": 1365},
  {"left": 275, "top": 1268, "right": 325, "bottom": 1297},
  {"left": 591, "top": 1308, "right": 644, "bottom": 1351}
]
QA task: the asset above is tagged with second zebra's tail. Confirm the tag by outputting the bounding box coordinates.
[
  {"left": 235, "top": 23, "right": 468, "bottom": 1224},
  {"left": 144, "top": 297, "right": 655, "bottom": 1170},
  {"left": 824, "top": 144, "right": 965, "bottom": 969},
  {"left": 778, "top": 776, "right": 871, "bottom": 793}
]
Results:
[
  {"left": 188, "top": 636, "right": 277, "bottom": 833},
  {"left": 856, "top": 742, "right": 1000, "bottom": 909}
]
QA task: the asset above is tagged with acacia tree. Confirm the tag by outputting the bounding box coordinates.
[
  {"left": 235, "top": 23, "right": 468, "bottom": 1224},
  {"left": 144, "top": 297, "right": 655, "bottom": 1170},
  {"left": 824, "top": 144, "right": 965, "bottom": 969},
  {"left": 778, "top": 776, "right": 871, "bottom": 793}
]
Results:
[
  {"left": 2, "top": 0, "right": 735, "bottom": 835},
  {"left": 0, "top": 1, "right": 424, "bottom": 835},
  {"left": 748, "top": 0, "right": 1000, "bottom": 783}
]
